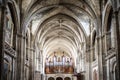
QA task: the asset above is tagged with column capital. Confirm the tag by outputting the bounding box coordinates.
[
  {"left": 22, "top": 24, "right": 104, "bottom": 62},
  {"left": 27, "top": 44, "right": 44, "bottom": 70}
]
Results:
[{"left": 17, "top": 33, "right": 26, "bottom": 39}]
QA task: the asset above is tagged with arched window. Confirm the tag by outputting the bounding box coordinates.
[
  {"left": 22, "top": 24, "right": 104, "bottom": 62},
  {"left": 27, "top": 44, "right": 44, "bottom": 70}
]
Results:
[{"left": 106, "top": 9, "right": 113, "bottom": 51}]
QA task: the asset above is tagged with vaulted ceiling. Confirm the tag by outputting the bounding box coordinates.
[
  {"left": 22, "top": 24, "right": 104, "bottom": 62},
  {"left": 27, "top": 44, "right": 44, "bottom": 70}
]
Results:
[{"left": 21, "top": 0, "right": 100, "bottom": 66}]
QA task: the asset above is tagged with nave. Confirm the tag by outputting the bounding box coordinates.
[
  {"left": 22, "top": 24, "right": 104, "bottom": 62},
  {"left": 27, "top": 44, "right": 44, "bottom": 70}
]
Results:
[{"left": 0, "top": 0, "right": 120, "bottom": 80}]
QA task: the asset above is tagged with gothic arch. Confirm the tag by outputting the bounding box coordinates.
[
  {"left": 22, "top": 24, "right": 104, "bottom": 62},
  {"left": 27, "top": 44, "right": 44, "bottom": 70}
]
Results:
[
  {"left": 110, "top": 57, "right": 117, "bottom": 80},
  {"left": 56, "top": 77, "right": 63, "bottom": 80},
  {"left": 102, "top": 0, "right": 112, "bottom": 32},
  {"left": 64, "top": 77, "right": 71, "bottom": 80},
  {"left": 111, "top": 61, "right": 117, "bottom": 80},
  {"left": 48, "top": 77, "right": 55, "bottom": 80},
  {"left": 102, "top": 1, "right": 114, "bottom": 51},
  {"left": 113, "top": 63, "right": 117, "bottom": 80},
  {"left": 22, "top": 2, "right": 96, "bottom": 30},
  {"left": 6, "top": 0, "right": 20, "bottom": 49},
  {"left": 21, "top": 1, "right": 98, "bottom": 38}
]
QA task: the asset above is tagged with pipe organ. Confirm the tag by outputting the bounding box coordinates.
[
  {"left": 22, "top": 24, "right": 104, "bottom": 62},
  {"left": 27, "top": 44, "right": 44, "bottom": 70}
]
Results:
[{"left": 45, "top": 52, "right": 74, "bottom": 74}]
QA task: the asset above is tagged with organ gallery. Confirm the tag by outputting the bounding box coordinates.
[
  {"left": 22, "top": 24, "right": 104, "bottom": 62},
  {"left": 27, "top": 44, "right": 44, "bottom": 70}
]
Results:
[{"left": 45, "top": 52, "right": 74, "bottom": 74}]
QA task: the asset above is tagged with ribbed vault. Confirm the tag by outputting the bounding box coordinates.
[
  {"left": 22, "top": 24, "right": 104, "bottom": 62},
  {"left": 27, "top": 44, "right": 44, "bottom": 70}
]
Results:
[{"left": 22, "top": 0, "right": 97, "bottom": 73}]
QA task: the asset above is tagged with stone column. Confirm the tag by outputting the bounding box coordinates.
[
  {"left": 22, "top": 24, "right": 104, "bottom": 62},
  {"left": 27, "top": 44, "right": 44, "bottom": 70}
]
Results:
[
  {"left": 97, "top": 36, "right": 104, "bottom": 80},
  {"left": 98, "top": 35, "right": 107, "bottom": 80},
  {"left": 111, "top": 16, "right": 116, "bottom": 48},
  {"left": 40, "top": 50, "right": 44, "bottom": 73},
  {"left": 111, "top": 0, "right": 120, "bottom": 79},
  {"left": 16, "top": 33, "right": 26, "bottom": 80},
  {"left": 89, "top": 21, "right": 93, "bottom": 80},
  {"left": 76, "top": 49, "right": 80, "bottom": 72},
  {"left": 114, "top": 10, "right": 120, "bottom": 80},
  {"left": 85, "top": 48, "right": 90, "bottom": 80},
  {"left": 102, "top": 35, "right": 107, "bottom": 80},
  {"left": 38, "top": 50, "right": 41, "bottom": 72},
  {"left": 0, "top": 1, "right": 6, "bottom": 80},
  {"left": 104, "top": 32, "right": 107, "bottom": 54},
  {"left": 106, "top": 60, "right": 110, "bottom": 80},
  {"left": 28, "top": 46, "right": 34, "bottom": 80}
]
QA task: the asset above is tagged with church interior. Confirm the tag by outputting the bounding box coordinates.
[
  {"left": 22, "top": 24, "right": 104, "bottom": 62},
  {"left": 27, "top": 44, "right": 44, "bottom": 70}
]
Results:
[{"left": 0, "top": 0, "right": 120, "bottom": 80}]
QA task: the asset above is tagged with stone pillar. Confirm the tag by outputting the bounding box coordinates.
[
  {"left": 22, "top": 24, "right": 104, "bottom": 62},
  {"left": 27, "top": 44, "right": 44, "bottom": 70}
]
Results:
[
  {"left": 38, "top": 50, "right": 41, "bottom": 72},
  {"left": 40, "top": 50, "right": 44, "bottom": 73},
  {"left": 98, "top": 35, "right": 107, "bottom": 80},
  {"left": 87, "top": 49, "right": 91, "bottom": 80},
  {"left": 89, "top": 22, "right": 93, "bottom": 80},
  {"left": 102, "top": 36, "right": 107, "bottom": 80},
  {"left": 111, "top": 16, "right": 116, "bottom": 48},
  {"left": 97, "top": 36, "right": 104, "bottom": 80},
  {"left": 88, "top": 42, "right": 92, "bottom": 80},
  {"left": 111, "top": 0, "right": 120, "bottom": 79},
  {"left": 106, "top": 60, "right": 110, "bottom": 80},
  {"left": 0, "top": 1, "right": 6, "bottom": 80},
  {"left": 76, "top": 50, "right": 80, "bottom": 72},
  {"left": 29, "top": 46, "right": 35, "bottom": 80},
  {"left": 114, "top": 10, "right": 120, "bottom": 80},
  {"left": 16, "top": 33, "right": 26, "bottom": 80}
]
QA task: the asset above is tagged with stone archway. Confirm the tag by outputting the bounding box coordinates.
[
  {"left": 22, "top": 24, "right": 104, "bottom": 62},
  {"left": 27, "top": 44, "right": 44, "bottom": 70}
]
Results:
[
  {"left": 48, "top": 77, "right": 55, "bottom": 80},
  {"left": 64, "top": 77, "right": 71, "bottom": 80},
  {"left": 56, "top": 77, "right": 63, "bottom": 80}
]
